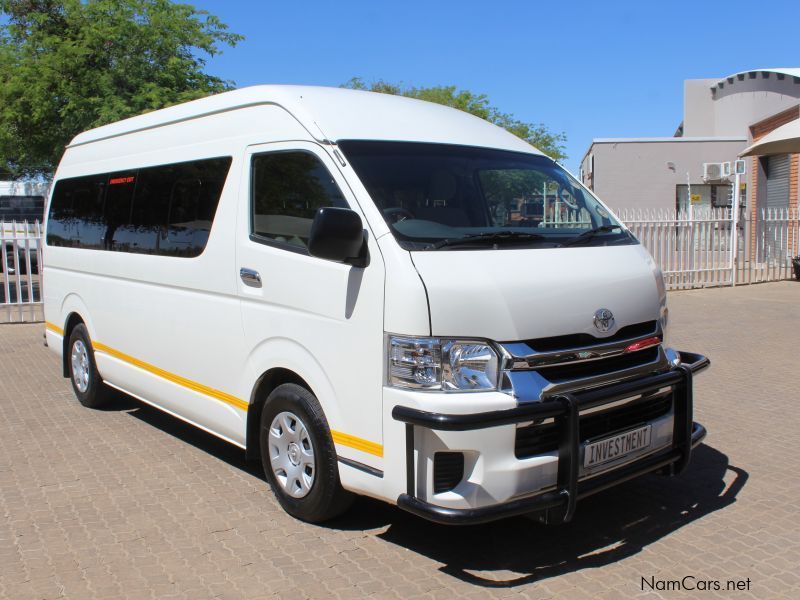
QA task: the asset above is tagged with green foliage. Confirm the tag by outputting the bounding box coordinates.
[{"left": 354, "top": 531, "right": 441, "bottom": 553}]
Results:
[
  {"left": 0, "top": 0, "right": 242, "bottom": 177},
  {"left": 342, "top": 77, "right": 567, "bottom": 161}
]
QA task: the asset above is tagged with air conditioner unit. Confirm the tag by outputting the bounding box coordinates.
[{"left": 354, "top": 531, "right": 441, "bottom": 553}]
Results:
[{"left": 703, "top": 162, "right": 725, "bottom": 181}]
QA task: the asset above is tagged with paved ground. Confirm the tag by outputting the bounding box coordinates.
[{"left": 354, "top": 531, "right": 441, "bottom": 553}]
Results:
[{"left": 1, "top": 282, "right": 799, "bottom": 599}]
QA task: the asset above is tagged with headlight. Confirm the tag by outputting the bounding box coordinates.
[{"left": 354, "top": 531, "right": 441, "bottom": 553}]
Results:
[{"left": 388, "top": 336, "right": 500, "bottom": 391}]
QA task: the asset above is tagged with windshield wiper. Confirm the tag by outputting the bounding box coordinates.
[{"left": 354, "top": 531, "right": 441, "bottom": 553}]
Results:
[
  {"left": 560, "top": 225, "right": 623, "bottom": 247},
  {"left": 430, "top": 231, "right": 547, "bottom": 250}
]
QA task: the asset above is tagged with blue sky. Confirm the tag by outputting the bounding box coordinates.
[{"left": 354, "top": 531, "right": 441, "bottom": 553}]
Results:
[{"left": 192, "top": 0, "right": 798, "bottom": 172}]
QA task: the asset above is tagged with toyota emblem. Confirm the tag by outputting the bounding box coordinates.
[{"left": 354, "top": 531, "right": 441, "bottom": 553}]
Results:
[{"left": 593, "top": 308, "right": 615, "bottom": 332}]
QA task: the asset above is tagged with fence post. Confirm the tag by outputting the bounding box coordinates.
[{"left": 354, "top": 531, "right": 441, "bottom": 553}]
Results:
[{"left": 730, "top": 179, "right": 740, "bottom": 286}]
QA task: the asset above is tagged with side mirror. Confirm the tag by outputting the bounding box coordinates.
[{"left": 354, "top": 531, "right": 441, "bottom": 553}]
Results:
[{"left": 308, "top": 207, "right": 369, "bottom": 267}]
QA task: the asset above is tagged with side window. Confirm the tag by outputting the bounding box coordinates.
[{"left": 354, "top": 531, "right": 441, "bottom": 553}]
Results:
[
  {"left": 160, "top": 158, "right": 229, "bottom": 257},
  {"left": 123, "top": 168, "right": 168, "bottom": 255},
  {"left": 121, "top": 158, "right": 230, "bottom": 257},
  {"left": 105, "top": 173, "right": 138, "bottom": 251},
  {"left": 251, "top": 151, "right": 347, "bottom": 250},
  {"left": 0, "top": 195, "right": 45, "bottom": 221},
  {"left": 46, "top": 157, "right": 231, "bottom": 257},
  {"left": 46, "top": 175, "right": 107, "bottom": 248}
]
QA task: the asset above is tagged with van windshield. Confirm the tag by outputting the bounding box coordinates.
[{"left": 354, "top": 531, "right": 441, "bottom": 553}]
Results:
[{"left": 338, "top": 141, "right": 634, "bottom": 250}]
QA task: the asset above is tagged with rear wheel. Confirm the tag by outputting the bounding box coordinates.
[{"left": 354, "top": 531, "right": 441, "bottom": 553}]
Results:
[
  {"left": 67, "top": 324, "right": 112, "bottom": 408},
  {"left": 259, "top": 383, "right": 353, "bottom": 522}
]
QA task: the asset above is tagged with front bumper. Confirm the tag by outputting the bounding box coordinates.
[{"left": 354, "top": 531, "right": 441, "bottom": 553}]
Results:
[{"left": 391, "top": 350, "right": 709, "bottom": 525}]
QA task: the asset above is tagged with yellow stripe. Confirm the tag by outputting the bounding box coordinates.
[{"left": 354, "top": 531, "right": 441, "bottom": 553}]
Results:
[
  {"left": 55, "top": 328, "right": 377, "bottom": 451},
  {"left": 331, "top": 430, "right": 383, "bottom": 457},
  {"left": 92, "top": 341, "right": 249, "bottom": 412},
  {"left": 45, "top": 322, "right": 64, "bottom": 336}
]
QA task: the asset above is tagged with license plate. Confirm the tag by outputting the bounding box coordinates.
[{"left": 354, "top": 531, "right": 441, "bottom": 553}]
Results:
[{"left": 583, "top": 425, "right": 652, "bottom": 468}]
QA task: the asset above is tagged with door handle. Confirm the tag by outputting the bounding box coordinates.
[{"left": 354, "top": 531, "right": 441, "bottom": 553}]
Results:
[{"left": 240, "top": 268, "right": 262, "bottom": 288}]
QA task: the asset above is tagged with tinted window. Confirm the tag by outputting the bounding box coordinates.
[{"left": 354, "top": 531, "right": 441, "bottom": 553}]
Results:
[
  {"left": 46, "top": 175, "right": 107, "bottom": 249},
  {"left": 161, "top": 162, "right": 227, "bottom": 256},
  {"left": 105, "top": 173, "right": 137, "bottom": 251},
  {"left": 0, "top": 195, "right": 45, "bottom": 221},
  {"left": 251, "top": 152, "right": 347, "bottom": 251},
  {"left": 46, "top": 157, "right": 232, "bottom": 257}
]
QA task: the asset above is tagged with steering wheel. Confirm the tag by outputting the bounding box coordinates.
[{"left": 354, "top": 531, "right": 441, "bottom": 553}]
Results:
[{"left": 383, "top": 207, "right": 415, "bottom": 224}]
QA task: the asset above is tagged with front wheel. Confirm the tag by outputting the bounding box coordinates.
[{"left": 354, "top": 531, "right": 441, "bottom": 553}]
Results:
[{"left": 259, "top": 383, "right": 353, "bottom": 522}]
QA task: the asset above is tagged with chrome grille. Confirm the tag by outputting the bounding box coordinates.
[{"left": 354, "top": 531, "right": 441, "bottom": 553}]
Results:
[
  {"left": 536, "top": 346, "right": 660, "bottom": 382},
  {"left": 500, "top": 320, "right": 670, "bottom": 401},
  {"left": 523, "top": 321, "right": 658, "bottom": 353}
]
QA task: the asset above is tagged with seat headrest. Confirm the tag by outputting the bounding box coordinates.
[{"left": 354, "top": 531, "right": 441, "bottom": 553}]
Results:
[{"left": 428, "top": 170, "right": 457, "bottom": 204}]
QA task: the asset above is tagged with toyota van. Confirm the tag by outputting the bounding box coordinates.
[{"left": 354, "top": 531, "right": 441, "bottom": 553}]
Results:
[{"left": 43, "top": 86, "right": 709, "bottom": 524}]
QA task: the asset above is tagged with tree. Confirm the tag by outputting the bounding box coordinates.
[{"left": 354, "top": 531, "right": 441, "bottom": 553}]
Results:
[
  {"left": 0, "top": 0, "right": 242, "bottom": 177},
  {"left": 342, "top": 77, "right": 567, "bottom": 161}
]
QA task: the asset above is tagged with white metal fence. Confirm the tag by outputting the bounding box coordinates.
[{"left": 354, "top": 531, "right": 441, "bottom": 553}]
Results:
[
  {"left": 619, "top": 207, "right": 799, "bottom": 290},
  {"left": 1, "top": 220, "right": 44, "bottom": 323}
]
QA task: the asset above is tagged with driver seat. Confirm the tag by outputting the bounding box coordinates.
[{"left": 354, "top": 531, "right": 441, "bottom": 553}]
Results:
[{"left": 415, "top": 170, "right": 470, "bottom": 227}]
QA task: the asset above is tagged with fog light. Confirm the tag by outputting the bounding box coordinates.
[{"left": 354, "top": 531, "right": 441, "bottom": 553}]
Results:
[{"left": 433, "top": 452, "right": 464, "bottom": 494}]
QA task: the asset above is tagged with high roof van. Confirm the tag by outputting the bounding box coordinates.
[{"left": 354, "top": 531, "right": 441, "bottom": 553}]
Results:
[{"left": 43, "top": 85, "right": 709, "bottom": 524}]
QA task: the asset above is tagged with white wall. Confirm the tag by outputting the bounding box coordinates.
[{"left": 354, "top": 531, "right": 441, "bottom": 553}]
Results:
[
  {"left": 683, "top": 79, "right": 717, "bottom": 137},
  {"left": 684, "top": 74, "right": 800, "bottom": 137},
  {"left": 581, "top": 139, "right": 747, "bottom": 211}
]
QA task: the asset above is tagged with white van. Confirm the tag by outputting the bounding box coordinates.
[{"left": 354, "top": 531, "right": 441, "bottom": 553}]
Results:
[{"left": 43, "top": 85, "right": 709, "bottom": 524}]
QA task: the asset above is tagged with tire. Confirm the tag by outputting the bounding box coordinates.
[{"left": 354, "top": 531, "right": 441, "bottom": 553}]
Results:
[
  {"left": 259, "top": 383, "right": 353, "bottom": 523},
  {"left": 67, "top": 323, "right": 112, "bottom": 408}
]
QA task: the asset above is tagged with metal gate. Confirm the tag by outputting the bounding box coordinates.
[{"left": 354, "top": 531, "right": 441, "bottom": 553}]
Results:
[{"left": 1, "top": 220, "right": 44, "bottom": 323}]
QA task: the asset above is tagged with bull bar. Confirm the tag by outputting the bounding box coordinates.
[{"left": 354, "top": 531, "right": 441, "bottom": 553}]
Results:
[{"left": 391, "top": 350, "right": 710, "bottom": 525}]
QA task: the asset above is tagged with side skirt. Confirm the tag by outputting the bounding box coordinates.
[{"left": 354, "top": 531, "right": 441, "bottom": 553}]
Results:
[{"left": 337, "top": 455, "right": 384, "bottom": 478}]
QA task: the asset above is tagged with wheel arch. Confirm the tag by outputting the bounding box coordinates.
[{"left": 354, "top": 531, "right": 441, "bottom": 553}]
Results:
[
  {"left": 243, "top": 337, "right": 342, "bottom": 462},
  {"left": 57, "top": 293, "right": 97, "bottom": 377},
  {"left": 246, "top": 368, "right": 311, "bottom": 461},
  {"left": 61, "top": 312, "right": 86, "bottom": 377}
]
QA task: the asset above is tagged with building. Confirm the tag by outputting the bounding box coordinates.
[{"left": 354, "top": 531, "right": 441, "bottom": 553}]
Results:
[{"left": 580, "top": 68, "right": 800, "bottom": 222}]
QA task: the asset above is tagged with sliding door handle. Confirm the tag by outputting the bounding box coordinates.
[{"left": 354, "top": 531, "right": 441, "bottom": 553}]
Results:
[{"left": 240, "top": 268, "right": 262, "bottom": 288}]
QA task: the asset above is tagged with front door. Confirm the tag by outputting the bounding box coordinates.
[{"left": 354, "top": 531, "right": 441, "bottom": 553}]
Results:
[{"left": 236, "top": 142, "right": 385, "bottom": 470}]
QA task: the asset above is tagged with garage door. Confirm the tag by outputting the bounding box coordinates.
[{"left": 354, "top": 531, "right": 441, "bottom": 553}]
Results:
[{"left": 765, "top": 154, "right": 790, "bottom": 210}]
